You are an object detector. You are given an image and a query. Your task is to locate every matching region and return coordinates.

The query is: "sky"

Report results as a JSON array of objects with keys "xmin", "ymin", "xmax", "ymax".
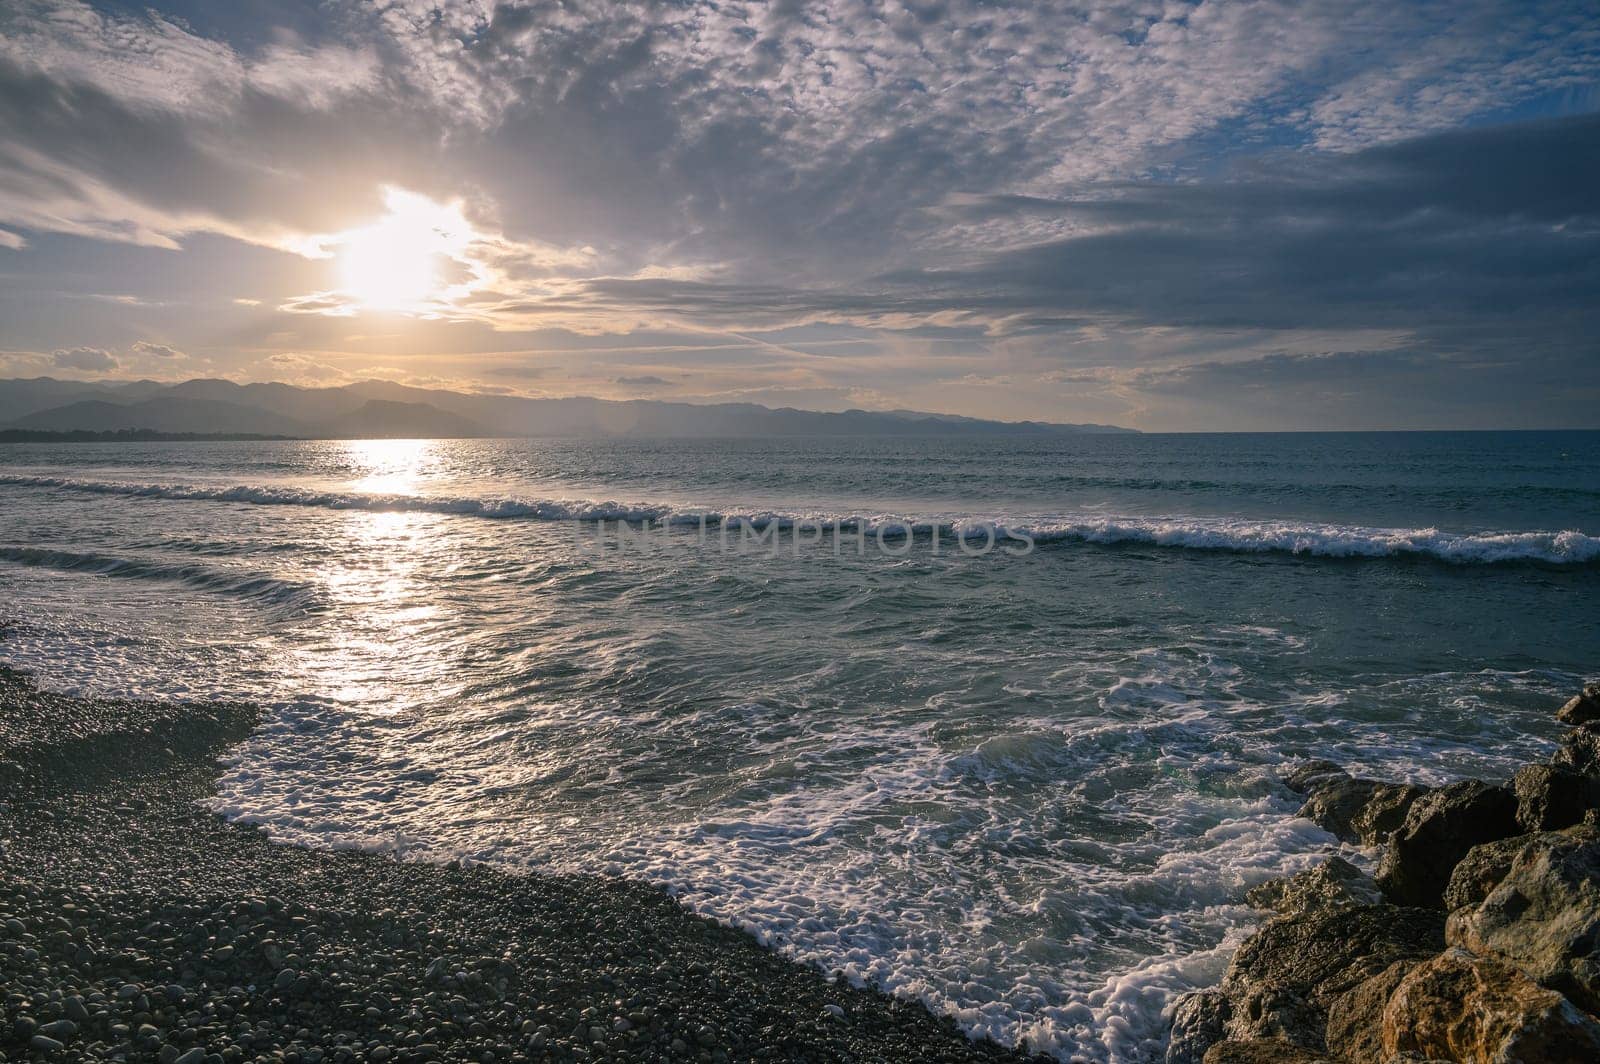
[{"xmin": 0, "ymin": 0, "xmax": 1597, "ymax": 430}]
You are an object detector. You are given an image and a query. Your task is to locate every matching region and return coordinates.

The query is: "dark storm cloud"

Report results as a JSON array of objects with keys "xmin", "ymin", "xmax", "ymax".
[{"xmin": 562, "ymin": 114, "xmax": 1600, "ymax": 344}]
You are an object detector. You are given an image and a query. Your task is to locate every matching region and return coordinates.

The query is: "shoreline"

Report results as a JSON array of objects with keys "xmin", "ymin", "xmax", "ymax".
[{"xmin": 0, "ymin": 666, "xmax": 1042, "ymax": 1063}]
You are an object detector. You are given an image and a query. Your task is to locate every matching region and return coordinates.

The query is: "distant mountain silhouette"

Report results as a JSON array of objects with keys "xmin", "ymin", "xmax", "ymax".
[
  {"xmin": 10, "ymin": 397, "xmax": 319, "ymax": 437},
  {"xmin": 332, "ymin": 399, "xmax": 490, "ymax": 439},
  {"xmin": 0, "ymin": 377, "xmax": 1137, "ymax": 439}
]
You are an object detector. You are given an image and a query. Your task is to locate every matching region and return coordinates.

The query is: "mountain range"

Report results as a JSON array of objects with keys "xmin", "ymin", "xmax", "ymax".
[{"xmin": 0, "ymin": 377, "xmax": 1135, "ymax": 439}]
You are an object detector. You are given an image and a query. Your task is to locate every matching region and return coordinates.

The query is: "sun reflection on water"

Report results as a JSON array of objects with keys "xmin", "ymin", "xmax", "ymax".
[
  {"xmin": 291, "ymin": 439, "xmax": 457, "ymax": 714},
  {"xmin": 347, "ymin": 437, "xmax": 436, "ymax": 496}
]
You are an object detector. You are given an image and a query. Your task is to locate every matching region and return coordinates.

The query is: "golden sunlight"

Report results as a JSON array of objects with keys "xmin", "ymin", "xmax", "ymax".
[{"xmin": 336, "ymin": 187, "xmax": 475, "ymax": 312}]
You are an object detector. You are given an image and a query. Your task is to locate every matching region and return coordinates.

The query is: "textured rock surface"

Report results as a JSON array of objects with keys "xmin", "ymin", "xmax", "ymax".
[
  {"xmin": 1444, "ymin": 833, "xmax": 1543, "ymax": 914},
  {"xmin": 1447, "ymin": 829, "xmax": 1600, "ymax": 1014},
  {"xmin": 1557, "ymin": 682, "xmax": 1600, "ymax": 725},
  {"xmin": 1513, "ymin": 763, "xmax": 1600, "ymax": 832},
  {"xmin": 1201, "ymin": 1039, "xmax": 1335, "ymax": 1063},
  {"xmin": 1219, "ymin": 904, "xmax": 1444, "ymax": 1049},
  {"xmin": 1245, "ymin": 857, "xmax": 1382, "ymax": 918},
  {"xmin": 1382, "ymin": 948, "xmax": 1600, "ymax": 1063},
  {"xmin": 1283, "ymin": 760, "xmax": 1348, "ymax": 795},
  {"xmin": 1377, "ymin": 780, "xmax": 1519, "ymax": 908},
  {"xmin": 1166, "ymin": 990, "xmax": 1231, "ymax": 1064},
  {"xmin": 1298, "ymin": 777, "xmax": 1428, "ymax": 845},
  {"xmin": 1323, "ymin": 959, "xmax": 1417, "ymax": 1063},
  {"xmin": 1553, "ymin": 721, "xmax": 1600, "ymax": 776}
]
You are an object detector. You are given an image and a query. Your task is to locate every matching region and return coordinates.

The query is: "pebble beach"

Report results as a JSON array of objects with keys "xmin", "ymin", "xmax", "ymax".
[{"xmin": 0, "ymin": 665, "xmax": 1041, "ymax": 1064}]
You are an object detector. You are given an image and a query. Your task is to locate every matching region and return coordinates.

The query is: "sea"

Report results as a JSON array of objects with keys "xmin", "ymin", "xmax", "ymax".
[{"xmin": 2, "ymin": 430, "xmax": 1598, "ymax": 1061}]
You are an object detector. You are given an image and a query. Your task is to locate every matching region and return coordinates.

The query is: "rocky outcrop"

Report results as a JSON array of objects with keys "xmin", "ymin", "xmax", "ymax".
[
  {"xmin": 1376, "ymin": 780, "xmax": 1519, "ymax": 908},
  {"xmin": 1283, "ymin": 760, "xmax": 1348, "ymax": 794},
  {"xmin": 1512, "ymin": 763, "xmax": 1600, "ymax": 832},
  {"xmin": 1218, "ymin": 904, "xmax": 1444, "ymax": 1049},
  {"xmin": 1298, "ymin": 778, "xmax": 1430, "ymax": 846},
  {"xmin": 1323, "ymin": 959, "xmax": 1416, "ymax": 1062},
  {"xmin": 1167, "ymin": 990, "xmax": 1231, "ymax": 1064},
  {"xmin": 1558, "ymin": 682, "xmax": 1600, "ymax": 725},
  {"xmin": 1553, "ymin": 720, "xmax": 1600, "ymax": 776},
  {"xmin": 1201, "ymin": 1039, "xmax": 1336, "ymax": 1062},
  {"xmin": 1447, "ymin": 829, "xmax": 1600, "ymax": 1014},
  {"xmin": 1245, "ymin": 856, "xmax": 1381, "ymax": 917},
  {"xmin": 1444, "ymin": 833, "xmax": 1542, "ymax": 914},
  {"xmin": 1170, "ymin": 681, "xmax": 1600, "ymax": 1063},
  {"xmin": 1381, "ymin": 948, "xmax": 1600, "ymax": 1062}
]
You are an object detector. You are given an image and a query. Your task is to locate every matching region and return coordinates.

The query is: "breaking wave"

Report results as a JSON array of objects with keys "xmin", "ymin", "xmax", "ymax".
[{"xmin": 3, "ymin": 473, "xmax": 1598, "ymax": 565}]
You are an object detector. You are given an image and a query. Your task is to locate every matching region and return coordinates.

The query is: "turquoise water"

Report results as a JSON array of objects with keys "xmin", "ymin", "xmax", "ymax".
[{"xmin": 2, "ymin": 431, "xmax": 1597, "ymax": 1060}]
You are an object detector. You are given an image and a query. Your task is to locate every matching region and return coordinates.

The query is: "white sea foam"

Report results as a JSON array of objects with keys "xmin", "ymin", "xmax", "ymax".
[{"xmin": 4, "ymin": 473, "xmax": 1596, "ymax": 564}]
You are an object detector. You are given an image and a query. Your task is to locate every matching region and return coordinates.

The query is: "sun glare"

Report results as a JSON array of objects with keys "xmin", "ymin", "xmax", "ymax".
[{"xmin": 337, "ymin": 187, "xmax": 475, "ymax": 313}]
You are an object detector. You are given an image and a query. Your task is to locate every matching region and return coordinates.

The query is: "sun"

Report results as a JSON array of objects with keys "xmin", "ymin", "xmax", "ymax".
[{"xmin": 337, "ymin": 187, "xmax": 474, "ymax": 313}]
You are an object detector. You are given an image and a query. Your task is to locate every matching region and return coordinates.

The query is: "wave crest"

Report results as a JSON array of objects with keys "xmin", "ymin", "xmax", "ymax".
[{"xmin": 5, "ymin": 473, "xmax": 1597, "ymax": 565}]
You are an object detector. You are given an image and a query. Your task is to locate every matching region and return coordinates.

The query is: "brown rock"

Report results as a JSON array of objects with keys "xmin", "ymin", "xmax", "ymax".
[
  {"xmin": 1352, "ymin": 783, "xmax": 1433, "ymax": 847},
  {"xmin": 1443, "ymin": 833, "xmax": 1548, "ymax": 913},
  {"xmin": 1167, "ymin": 989, "xmax": 1230, "ymax": 1064},
  {"xmin": 1553, "ymin": 721, "xmax": 1600, "ymax": 776},
  {"xmin": 1246, "ymin": 857, "xmax": 1381, "ymax": 918},
  {"xmin": 1382, "ymin": 948, "xmax": 1600, "ymax": 1063},
  {"xmin": 1283, "ymin": 760, "xmax": 1348, "ymax": 794},
  {"xmin": 1324, "ymin": 959, "xmax": 1417, "ymax": 1063},
  {"xmin": 1298, "ymin": 777, "xmax": 1429, "ymax": 846},
  {"xmin": 1377, "ymin": 780, "xmax": 1519, "ymax": 908},
  {"xmin": 1220, "ymin": 904, "xmax": 1444, "ymax": 1049},
  {"xmin": 1514, "ymin": 764, "xmax": 1600, "ymax": 832},
  {"xmin": 1557, "ymin": 682, "xmax": 1600, "ymax": 725},
  {"xmin": 1447, "ymin": 829, "xmax": 1600, "ymax": 1014},
  {"xmin": 1202, "ymin": 1040, "xmax": 1335, "ymax": 1063}
]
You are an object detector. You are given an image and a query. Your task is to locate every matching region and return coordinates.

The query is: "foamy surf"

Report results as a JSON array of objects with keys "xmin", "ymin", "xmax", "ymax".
[{"xmin": 4, "ymin": 473, "xmax": 1597, "ymax": 564}]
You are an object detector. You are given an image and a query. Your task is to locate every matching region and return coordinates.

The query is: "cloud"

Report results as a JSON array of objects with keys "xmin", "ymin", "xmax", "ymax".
[
  {"xmin": 0, "ymin": 227, "xmax": 23, "ymax": 249},
  {"xmin": 259, "ymin": 352, "xmax": 350, "ymax": 384},
  {"xmin": 131, "ymin": 340, "xmax": 182, "ymax": 358},
  {"xmin": 3, "ymin": 0, "xmax": 1596, "ymax": 270},
  {"xmin": 614, "ymin": 374, "xmax": 669, "ymax": 387},
  {"xmin": 1, "ymin": 1, "xmax": 1597, "ymax": 427},
  {"xmin": 278, "ymin": 292, "xmax": 357, "ymax": 316},
  {"xmin": 51, "ymin": 346, "xmax": 117, "ymax": 372}
]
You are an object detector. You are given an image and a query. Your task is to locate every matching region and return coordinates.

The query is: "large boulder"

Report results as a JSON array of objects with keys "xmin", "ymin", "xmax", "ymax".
[
  {"xmin": 1167, "ymin": 990, "xmax": 1230, "ymax": 1064},
  {"xmin": 1324, "ymin": 959, "xmax": 1417, "ymax": 1063},
  {"xmin": 1557, "ymin": 682, "xmax": 1600, "ymax": 726},
  {"xmin": 1553, "ymin": 721, "xmax": 1600, "ymax": 776},
  {"xmin": 1513, "ymin": 764, "xmax": 1600, "ymax": 832},
  {"xmin": 1220, "ymin": 904, "xmax": 1445, "ymax": 1049},
  {"xmin": 1246, "ymin": 857, "xmax": 1382, "ymax": 918},
  {"xmin": 1443, "ymin": 832, "xmax": 1559, "ymax": 913},
  {"xmin": 1382, "ymin": 948, "xmax": 1600, "ymax": 1062},
  {"xmin": 1298, "ymin": 777, "xmax": 1430, "ymax": 846},
  {"xmin": 1447, "ymin": 829, "xmax": 1600, "ymax": 1014},
  {"xmin": 1377, "ymin": 780, "xmax": 1519, "ymax": 908}
]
